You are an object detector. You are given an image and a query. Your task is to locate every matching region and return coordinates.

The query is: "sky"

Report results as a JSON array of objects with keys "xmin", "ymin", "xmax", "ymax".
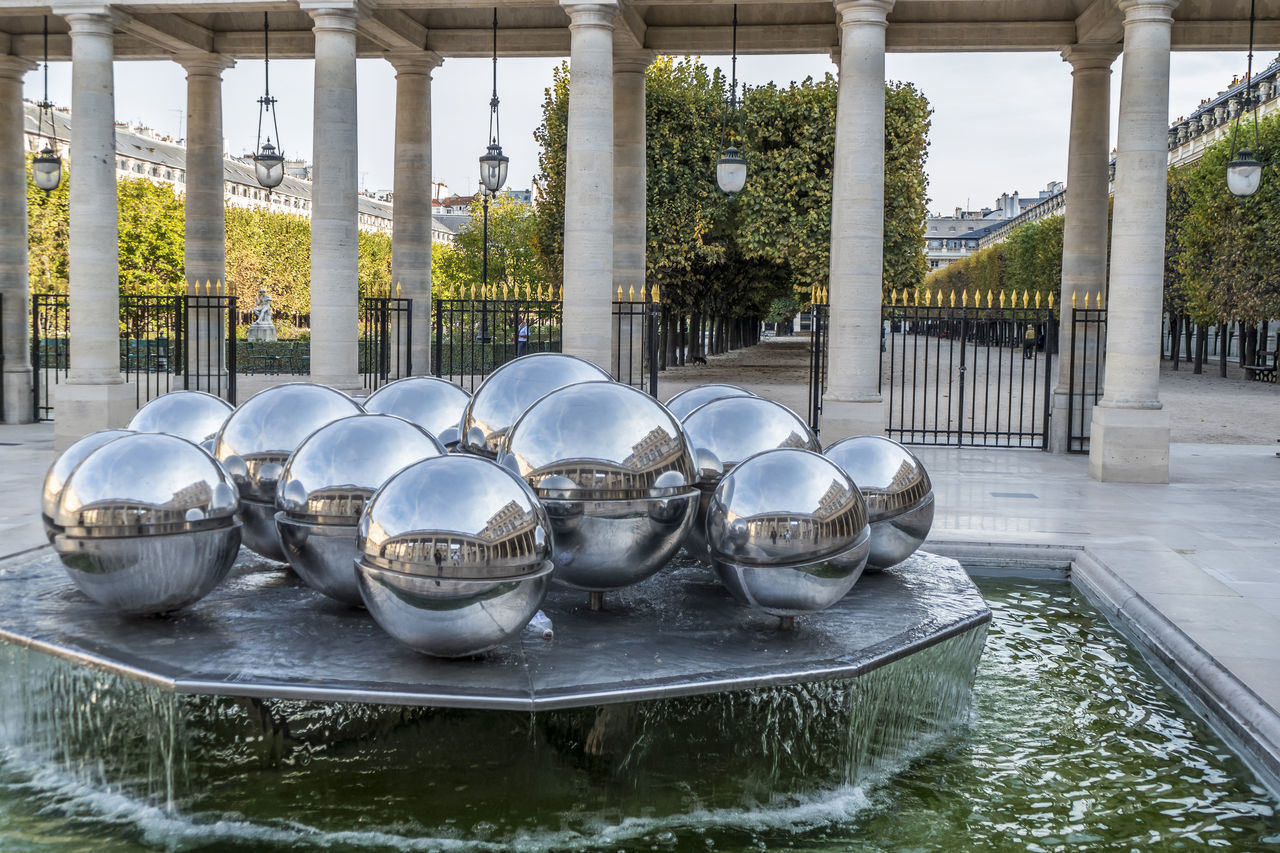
[{"xmin": 23, "ymin": 47, "xmax": 1273, "ymax": 215}]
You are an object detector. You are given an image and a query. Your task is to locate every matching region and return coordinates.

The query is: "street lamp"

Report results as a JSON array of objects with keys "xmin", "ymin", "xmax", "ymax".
[
  {"xmin": 32, "ymin": 16, "xmax": 62, "ymax": 193},
  {"xmin": 253, "ymin": 12, "xmax": 285, "ymax": 190},
  {"xmin": 1227, "ymin": 0, "xmax": 1263, "ymax": 198},
  {"xmin": 478, "ymin": 8, "xmax": 507, "ymax": 344},
  {"xmin": 716, "ymin": 5, "xmax": 747, "ymax": 198}
]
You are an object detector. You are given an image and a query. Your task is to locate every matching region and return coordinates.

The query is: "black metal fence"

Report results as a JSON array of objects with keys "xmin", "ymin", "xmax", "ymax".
[
  {"xmin": 1066, "ymin": 307, "xmax": 1107, "ymax": 453},
  {"xmin": 882, "ymin": 302, "xmax": 1055, "ymax": 448},
  {"xmin": 611, "ymin": 299, "xmax": 660, "ymax": 396},
  {"xmin": 808, "ymin": 303, "xmax": 828, "ymax": 433},
  {"xmin": 432, "ymin": 298, "xmax": 562, "ymax": 393},
  {"xmin": 359, "ymin": 296, "xmax": 412, "ymax": 392},
  {"xmin": 31, "ymin": 293, "xmax": 69, "ymax": 421},
  {"xmin": 119, "ymin": 294, "xmax": 182, "ymax": 408}
]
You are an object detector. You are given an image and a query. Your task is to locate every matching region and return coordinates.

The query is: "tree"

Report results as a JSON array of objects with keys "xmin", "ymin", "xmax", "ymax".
[
  {"xmin": 436, "ymin": 194, "xmax": 548, "ymax": 299},
  {"xmin": 117, "ymin": 177, "xmax": 186, "ymax": 295}
]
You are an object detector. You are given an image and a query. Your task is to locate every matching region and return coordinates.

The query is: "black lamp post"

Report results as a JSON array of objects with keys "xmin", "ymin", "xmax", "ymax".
[
  {"xmin": 716, "ymin": 5, "xmax": 747, "ymax": 198},
  {"xmin": 32, "ymin": 16, "xmax": 62, "ymax": 193},
  {"xmin": 1227, "ymin": 0, "xmax": 1263, "ymax": 197},
  {"xmin": 253, "ymin": 12, "xmax": 285, "ymax": 190},
  {"xmin": 478, "ymin": 8, "xmax": 507, "ymax": 344}
]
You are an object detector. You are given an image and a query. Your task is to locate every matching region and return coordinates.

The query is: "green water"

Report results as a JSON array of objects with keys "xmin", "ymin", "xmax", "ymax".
[{"xmin": 1, "ymin": 577, "xmax": 1277, "ymax": 851}]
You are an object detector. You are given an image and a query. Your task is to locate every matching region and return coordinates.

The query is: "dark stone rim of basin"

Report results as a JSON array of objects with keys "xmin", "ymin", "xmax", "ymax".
[{"xmin": 0, "ymin": 547, "xmax": 991, "ymax": 711}]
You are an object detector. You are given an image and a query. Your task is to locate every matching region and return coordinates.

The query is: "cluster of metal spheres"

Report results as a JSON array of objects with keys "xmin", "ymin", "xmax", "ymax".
[{"xmin": 41, "ymin": 353, "xmax": 934, "ymax": 658}]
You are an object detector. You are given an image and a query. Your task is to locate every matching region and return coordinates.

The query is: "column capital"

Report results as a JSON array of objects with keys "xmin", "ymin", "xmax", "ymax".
[
  {"xmin": 385, "ymin": 49, "xmax": 443, "ymax": 75},
  {"xmin": 613, "ymin": 48, "xmax": 653, "ymax": 74},
  {"xmin": 1117, "ymin": 0, "xmax": 1180, "ymax": 24},
  {"xmin": 176, "ymin": 52, "xmax": 235, "ymax": 76},
  {"xmin": 560, "ymin": 1, "xmax": 618, "ymax": 31},
  {"xmin": 834, "ymin": 0, "xmax": 894, "ymax": 28},
  {"xmin": 0, "ymin": 55, "xmax": 37, "ymax": 80},
  {"xmin": 1061, "ymin": 43, "xmax": 1120, "ymax": 72},
  {"xmin": 56, "ymin": 6, "xmax": 117, "ymax": 36},
  {"xmin": 300, "ymin": 1, "xmax": 366, "ymax": 32}
]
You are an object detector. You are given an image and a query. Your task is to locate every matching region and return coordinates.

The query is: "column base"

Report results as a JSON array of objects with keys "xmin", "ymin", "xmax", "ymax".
[
  {"xmin": 817, "ymin": 396, "xmax": 886, "ymax": 443},
  {"xmin": 53, "ymin": 380, "xmax": 138, "ymax": 452},
  {"xmin": 1087, "ymin": 404, "xmax": 1170, "ymax": 483},
  {"xmin": 312, "ymin": 375, "xmax": 364, "ymax": 396},
  {"xmin": 1, "ymin": 369, "xmax": 34, "ymax": 424}
]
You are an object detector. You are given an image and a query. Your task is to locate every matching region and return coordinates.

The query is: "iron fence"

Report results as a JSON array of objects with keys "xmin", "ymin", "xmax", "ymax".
[
  {"xmin": 882, "ymin": 303, "xmax": 1055, "ymax": 448},
  {"xmin": 119, "ymin": 294, "xmax": 182, "ymax": 408},
  {"xmin": 360, "ymin": 296, "xmax": 412, "ymax": 392},
  {"xmin": 611, "ymin": 299, "xmax": 660, "ymax": 397},
  {"xmin": 433, "ymin": 298, "xmax": 562, "ymax": 392},
  {"xmin": 1066, "ymin": 307, "xmax": 1106, "ymax": 454},
  {"xmin": 186, "ymin": 294, "xmax": 237, "ymax": 404},
  {"xmin": 31, "ymin": 293, "xmax": 69, "ymax": 422},
  {"xmin": 808, "ymin": 304, "xmax": 828, "ymax": 433}
]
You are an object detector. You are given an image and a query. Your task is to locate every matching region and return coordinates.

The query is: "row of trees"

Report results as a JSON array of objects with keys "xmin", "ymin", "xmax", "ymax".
[
  {"xmin": 920, "ymin": 214, "xmax": 1066, "ymax": 306},
  {"xmin": 533, "ymin": 57, "xmax": 932, "ymax": 332}
]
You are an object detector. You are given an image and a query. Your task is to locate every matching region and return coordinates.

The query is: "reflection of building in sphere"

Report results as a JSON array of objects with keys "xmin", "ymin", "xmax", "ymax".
[
  {"xmin": 527, "ymin": 427, "xmax": 692, "ymax": 498},
  {"xmin": 75, "ymin": 480, "xmax": 215, "ymax": 529},
  {"xmin": 379, "ymin": 500, "xmax": 542, "ymax": 574},
  {"xmin": 740, "ymin": 478, "xmax": 866, "ymax": 548}
]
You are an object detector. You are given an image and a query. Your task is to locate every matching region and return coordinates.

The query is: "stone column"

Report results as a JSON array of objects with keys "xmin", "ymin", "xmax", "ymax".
[
  {"xmin": 560, "ymin": 0, "xmax": 617, "ymax": 370},
  {"xmin": 304, "ymin": 3, "xmax": 360, "ymax": 390},
  {"xmin": 0, "ymin": 57, "xmax": 35, "ymax": 424},
  {"xmin": 1089, "ymin": 0, "xmax": 1179, "ymax": 483},
  {"xmin": 388, "ymin": 50, "xmax": 442, "ymax": 376},
  {"xmin": 612, "ymin": 49, "xmax": 650, "ymax": 381},
  {"xmin": 821, "ymin": 0, "xmax": 894, "ymax": 440},
  {"xmin": 180, "ymin": 53, "xmax": 234, "ymax": 394},
  {"xmin": 56, "ymin": 9, "xmax": 135, "ymax": 449},
  {"xmin": 1049, "ymin": 45, "xmax": 1118, "ymax": 454}
]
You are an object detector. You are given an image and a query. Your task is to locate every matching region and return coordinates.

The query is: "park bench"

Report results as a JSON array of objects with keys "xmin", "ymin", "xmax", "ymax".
[
  {"xmin": 1242, "ymin": 348, "xmax": 1277, "ymax": 383},
  {"xmin": 119, "ymin": 337, "xmax": 170, "ymax": 373}
]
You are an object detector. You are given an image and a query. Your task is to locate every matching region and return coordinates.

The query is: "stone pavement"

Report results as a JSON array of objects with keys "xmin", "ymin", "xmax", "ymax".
[{"xmin": 2, "ymin": 340, "xmax": 1279, "ymax": 793}]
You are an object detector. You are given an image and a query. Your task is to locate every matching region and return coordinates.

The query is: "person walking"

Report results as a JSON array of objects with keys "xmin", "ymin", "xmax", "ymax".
[
  {"xmin": 517, "ymin": 316, "xmax": 529, "ymax": 356},
  {"xmin": 1024, "ymin": 323, "xmax": 1036, "ymax": 359}
]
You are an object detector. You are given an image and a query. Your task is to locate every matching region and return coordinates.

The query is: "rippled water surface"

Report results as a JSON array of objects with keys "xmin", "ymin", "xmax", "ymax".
[{"xmin": 2, "ymin": 577, "xmax": 1278, "ymax": 851}]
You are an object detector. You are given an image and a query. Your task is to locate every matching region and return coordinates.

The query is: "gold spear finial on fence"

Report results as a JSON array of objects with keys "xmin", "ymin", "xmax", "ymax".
[
  {"xmin": 652, "ymin": 283, "xmax": 661, "ymax": 302},
  {"xmin": 961, "ymin": 289, "xmax": 968, "ymax": 307},
  {"xmin": 1048, "ymin": 291, "xmax": 1054, "ymax": 309},
  {"xmin": 629, "ymin": 284, "xmax": 636, "ymax": 301},
  {"xmin": 986, "ymin": 289, "xmax": 993, "ymax": 308},
  {"xmin": 1022, "ymin": 290, "xmax": 1030, "ymax": 308},
  {"xmin": 1071, "ymin": 290, "xmax": 1078, "ymax": 309},
  {"xmin": 1095, "ymin": 290, "xmax": 1103, "ymax": 308},
  {"xmin": 1035, "ymin": 291, "xmax": 1042, "ymax": 309},
  {"xmin": 1084, "ymin": 291, "xmax": 1090, "ymax": 308}
]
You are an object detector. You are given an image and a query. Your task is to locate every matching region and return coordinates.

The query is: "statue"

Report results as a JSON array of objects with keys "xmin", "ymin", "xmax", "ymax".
[{"xmin": 247, "ymin": 288, "xmax": 278, "ymax": 342}]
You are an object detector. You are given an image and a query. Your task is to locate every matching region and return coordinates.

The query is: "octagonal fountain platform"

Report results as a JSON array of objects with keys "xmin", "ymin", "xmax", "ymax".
[{"xmin": 0, "ymin": 547, "xmax": 988, "ymax": 711}]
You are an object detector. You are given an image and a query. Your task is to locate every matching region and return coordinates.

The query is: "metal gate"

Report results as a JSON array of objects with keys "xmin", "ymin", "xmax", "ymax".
[
  {"xmin": 1066, "ymin": 303, "xmax": 1106, "ymax": 453},
  {"xmin": 883, "ymin": 294, "xmax": 1055, "ymax": 448},
  {"xmin": 359, "ymin": 295, "xmax": 412, "ymax": 392},
  {"xmin": 31, "ymin": 293, "xmax": 68, "ymax": 421},
  {"xmin": 432, "ymin": 294, "xmax": 563, "ymax": 393},
  {"xmin": 808, "ymin": 302, "xmax": 828, "ymax": 433},
  {"xmin": 610, "ymin": 295, "xmax": 660, "ymax": 397}
]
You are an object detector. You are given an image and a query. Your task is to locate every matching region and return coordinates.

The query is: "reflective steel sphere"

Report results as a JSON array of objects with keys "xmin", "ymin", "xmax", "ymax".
[
  {"xmin": 128, "ymin": 390, "xmax": 234, "ymax": 444},
  {"xmin": 497, "ymin": 381, "xmax": 699, "ymax": 592},
  {"xmin": 458, "ymin": 352, "xmax": 611, "ymax": 457},
  {"xmin": 823, "ymin": 435, "xmax": 934, "ymax": 569},
  {"xmin": 706, "ymin": 448, "xmax": 869, "ymax": 616},
  {"xmin": 362, "ymin": 376, "xmax": 471, "ymax": 448},
  {"xmin": 356, "ymin": 455, "xmax": 553, "ymax": 657},
  {"xmin": 664, "ymin": 384, "xmax": 756, "ymax": 421},
  {"xmin": 680, "ymin": 396, "xmax": 820, "ymax": 560},
  {"xmin": 51, "ymin": 432, "xmax": 241, "ymax": 615},
  {"xmin": 214, "ymin": 383, "xmax": 363, "ymax": 561},
  {"xmin": 275, "ymin": 414, "xmax": 445, "ymax": 604},
  {"xmin": 41, "ymin": 429, "xmax": 133, "ymax": 543}
]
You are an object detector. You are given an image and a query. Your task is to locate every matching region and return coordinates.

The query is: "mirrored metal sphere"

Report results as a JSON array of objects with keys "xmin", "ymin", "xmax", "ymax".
[
  {"xmin": 823, "ymin": 436, "xmax": 934, "ymax": 569},
  {"xmin": 356, "ymin": 455, "xmax": 553, "ymax": 657},
  {"xmin": 706, "ymin": 448, "xmax": 869, "ymax": 616},
  {"xmin": 51, "ymin": 433, "xmax": 241, "ymax": 615},
  {"xmin": 362, "ymin": 376, "xmax": 471, "ymax": 447},
  {"xmin": 497, "ymin": 381, "xmax": 699, "ymax": 592},
  {"xmin": 41, "ymin": 429, "xmax": 133, "ymax": 542},
  {"xmin": 664, "ymin": 384, "xmax": 756, "ymax": 421},
  {"xmin": 128, "ymin": 390, "xmax": 234, "ymax": 444},
  {"xmin": 458, "ymin": 353, "xmax": 611, "ymax": 457},
  {"xmin": 275, "ymin": 413, "xmax": 445, "ymax": 604},
  {"xmin": 680, "ymin": 396, "xmax": 820, "ymax": 560},
  {"xmin": 214, "ymin": 383, "xmax": 363, "ymax": 561}
]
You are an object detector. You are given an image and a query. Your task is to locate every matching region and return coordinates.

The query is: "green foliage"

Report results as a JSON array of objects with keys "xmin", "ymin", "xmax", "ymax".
[
  {"xmin": 1169, "ymin": 110, "xmax": 1280, "ymax": 325},
  {"xmin": 117, "ymin": 178, "xmax": 186, "ymax": 295},
  {"xmin": 26, "ymin": 153, "xmax": 69, "ymax": 294},
  {"xmin": 224, "ymin": 205, "xmax": 311, "ymax": 320},
  {"xmin": 530, "ymin": 61, "xmax": 932, "ymax": 321},
  {"xmin": 924, "ymin": 215, "xmax": 1063, "ymax": 306},
  {"xmin": 433, "ymin": 194, "xmax": 547, "ymax": 299}
]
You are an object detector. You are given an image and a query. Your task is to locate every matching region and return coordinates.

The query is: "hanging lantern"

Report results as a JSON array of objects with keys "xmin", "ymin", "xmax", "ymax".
[
  {"xmin": 1226, "ymin": 0, "xmax": 1263, "ymax": 198},
  {"xmin": 478, "ymin": 9, "xmax": 509, "ymax": 195},
  {"xmin": 253, "ymin": 12, "xmax": 285, "ymax": 190},
  {"xmin": 32, "ymin": 16, "xmax": 62, "ymax": 193},
  {"xmin": 716, "ymin": 5, "xmax": 747, "ymax": 198}
]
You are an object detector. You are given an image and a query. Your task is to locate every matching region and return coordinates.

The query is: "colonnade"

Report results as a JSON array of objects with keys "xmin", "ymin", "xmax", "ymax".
[{"xmin": 0, "ymin": 0, "xmax": 1182, "ymax": 481}]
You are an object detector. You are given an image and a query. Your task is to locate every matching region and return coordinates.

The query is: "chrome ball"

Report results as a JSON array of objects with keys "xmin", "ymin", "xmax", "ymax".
[
  {"xmin": 458, "ymin": 352, "xmax": 610, "ymax": 457},
  {"xmin": 497, "ymin": 381, "xmax": 699, "ymax": 592},
  {"xmin": 51, "ymin": 433, "xmax": 241, "ymax": 615},
  {"xmin": 214, "ymin": 383, "xmax": 363, "ymax": 560},
  {"xmin": 356, "ymin": 455, "xmax": 553, "ymax": 657},
  {"xmin": 41, "ymin": 428, "xmax": 132, "ymax": 543},
  {"xmin": 128, "ymin": 390, "xmax": 234, "ymax": 444},
  {"xmin": 680, "ymin": 396, "xmax": 820, "ymax": 560},
  {"xmin": 275, "ymin": 413, "xmax": 445, "ymax": 604},
  {"xmin": 823, "ymin": 435, "xmax": 934, "ymax": 569},
  {"xmin": 706, "ymin": 448, "xmax": 869, "ymax": 616},
  {"xmin": 664, "ymin": 384, "xmax": 756, "ymax": 421},
  {"xmin": 362, "ymin": 376, "xmax": 471, "ymax": 449}
]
